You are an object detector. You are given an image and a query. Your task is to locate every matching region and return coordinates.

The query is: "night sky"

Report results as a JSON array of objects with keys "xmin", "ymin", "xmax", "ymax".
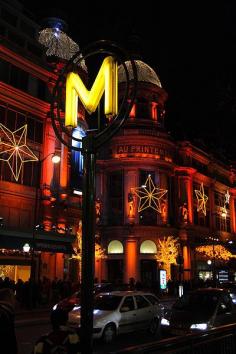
[{"xmin": 20, "ymin": 0, "xmax": 236, "ymax": 160}]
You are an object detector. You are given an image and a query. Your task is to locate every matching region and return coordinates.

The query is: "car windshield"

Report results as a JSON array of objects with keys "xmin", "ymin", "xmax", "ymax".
[
  {"xmin": 173, "ymin": 292, "xmax": 219, "ymax": 313},
  {"xmin": 94, "ymin": 295, "xmax": 122, "ymax": 311}
]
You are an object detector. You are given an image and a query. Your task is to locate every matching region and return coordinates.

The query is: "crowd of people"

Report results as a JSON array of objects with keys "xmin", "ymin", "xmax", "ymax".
[{"xmin": 0, "ymin": 276, "xmax": 80, "ymax": 309}]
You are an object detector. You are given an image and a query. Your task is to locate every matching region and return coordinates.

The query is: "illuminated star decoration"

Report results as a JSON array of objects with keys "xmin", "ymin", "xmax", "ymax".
[
  {"xmin": 225, "ymin": 190, "xmax": 230, "ymax": 204},
  {"xmin": 133, "ymin": 174, "xmax": 168, "ymax": 213},
  {"xmin": 194, "ymin": 182, "xmax": 208, "ymax": 216},
  {"xmin": 0, "ymin": 124, "xmax": 38, "ymax": 181}
]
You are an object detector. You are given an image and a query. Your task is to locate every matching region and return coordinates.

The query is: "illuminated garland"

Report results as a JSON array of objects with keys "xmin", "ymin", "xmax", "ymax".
[
  {"xmin": 0, "ymin": 124, "xmax": 38, "ymax": 181},
  {"xmin": 133, "ymin": 175, "xmax": 168, "ymax": 213},
  {"xmin": 195, "ymin": 244, "xmax": 233, "ymax": 261},
  {"xmin": 38, "ymin": 28, "xmax": 87, "ymax": 70},
  {"xmin": 195, "ymin": 182, "xmax": 208, "ymax": 216},
  {"xmin": 0, "ymin": 265, "xmax": 15, "ymax": 279}
]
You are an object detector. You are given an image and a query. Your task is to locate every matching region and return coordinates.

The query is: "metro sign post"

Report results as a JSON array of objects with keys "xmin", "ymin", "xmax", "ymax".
[{"xmin": 51, "ymin": 41, "xmax": 137, "ymax": 353}]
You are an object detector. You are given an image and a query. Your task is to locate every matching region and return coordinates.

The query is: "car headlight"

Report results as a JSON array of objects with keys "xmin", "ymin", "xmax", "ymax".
[
  {"xmin": 190, "ymin": 323, "xmax": 207, "ymax": 330},
  {"xmin": 161, "ymin": 318, "xmax": 170, "ymax": 326},
  {"xmin": 53, "ymin": 304, "xmax": 58, "ymax": 311}
]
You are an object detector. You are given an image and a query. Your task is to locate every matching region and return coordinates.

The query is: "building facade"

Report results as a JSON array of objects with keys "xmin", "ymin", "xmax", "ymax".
[
  {"xmin": 1, "ymin": 0, "xmax": 236, "ymax": 288},
  {"xmin": 0, "ymin": 0, "xmax": 84, "ymax": 282},
  {"xmin": 96, "ymin": 59, "xmax": 236, "ymax": 288}
]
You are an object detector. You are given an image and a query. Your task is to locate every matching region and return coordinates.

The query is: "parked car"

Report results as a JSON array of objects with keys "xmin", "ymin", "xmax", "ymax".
[
  {"xmin": 52, "ymin": 283, "xmax": 114, "ymax": 313},
  {"xmin": 68, "ymin": 290, "xmax": 165, "ymax": 343},
  {"xmin": 161, "ymin": 288, "xmax": 236, "ymax": 336}
]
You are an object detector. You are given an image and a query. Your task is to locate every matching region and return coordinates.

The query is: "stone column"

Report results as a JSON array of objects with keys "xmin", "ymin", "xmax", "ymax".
[
  {"xmin": 124, "ymin": 238, "xmax": 138, "ymax": 284},
  {"xmin": 175, "ymin": 168, "xmax": 196, "ymax": 225}
]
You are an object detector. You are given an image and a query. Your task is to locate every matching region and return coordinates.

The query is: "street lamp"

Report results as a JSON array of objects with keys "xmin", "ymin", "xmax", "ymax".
[
  {"xmin": 23, "ymin": 243, "xmax": 30, "ymax": 253},
  {"xmin": 30, "ymin": 152, "xmax": 60, "ymax": 283}
]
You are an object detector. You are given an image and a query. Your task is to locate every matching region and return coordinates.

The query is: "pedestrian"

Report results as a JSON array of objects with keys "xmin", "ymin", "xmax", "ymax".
[
  {"xmin": 0, "ymin": 288, "xmax": 18, "ymax": 354},
  {"xmin": 33, "ymin": 308, "xmax": 81, "ymax": 354}
]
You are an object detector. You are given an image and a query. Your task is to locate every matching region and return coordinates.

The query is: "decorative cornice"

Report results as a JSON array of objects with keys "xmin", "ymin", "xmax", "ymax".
[
  {"xmin": 0, "ymin": 82, "xmax": 50, "ymax": 117},
  {"xmin": 0, "ymin": 44, "xmax": 57, "ymax": 82}
]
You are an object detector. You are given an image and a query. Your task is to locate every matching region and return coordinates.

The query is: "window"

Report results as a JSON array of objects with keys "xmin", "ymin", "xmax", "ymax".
[
  {"xmin": 121, "ymin": 296, "xmax": 135, "ymax": 312},
  {"xmin": 136, "ymin": 98, "xmax": 150, "ymax": 119},
  {"xmin": 8, "ymin": 31, "xmax": 25, "ymax": 47},
  {"xmin": 0, "ymin": 59, "xmax": 10, "ymax": 83},
  {"xmin": 144, "ymin": 294, "xmax": 159, "ymax": 305},
  {"xmin": 0, "ymin": 106, "xmax": 6, "ymax": 124},
  {"xmin": 215, "ymin": 215, "xmax": 230, "ymax": 233},
  {"xmin": 0, "ymin": 106, "xmax": 42, "ymax": 186},
  {"xmin": 20, "ymin": 21, "xmax": 35, "ymax": 37},
  {"xmin": 1, "ymin": 8, "xmax": 17, "ymax": 26},
  {"xmin": 108, "ymin": 240, "xmax": 124, "ymax": 254},
  {"xmin": 0, "ymin": 58, "xmax": 50, "ymax": 101},
  {"xmin": 140, "ymin": 240, "xmax": 157, "ymax": 254},
  {"xmin": 135, "ymin": 295, "xmax": 150, "ymax": 309},
  {"xmin": 9, "ymin": 65, "xmax": 28, "ymax": 91},
  {"xmin": 108, "ymin": 171, "xmax": 123, "ymax": 225}
]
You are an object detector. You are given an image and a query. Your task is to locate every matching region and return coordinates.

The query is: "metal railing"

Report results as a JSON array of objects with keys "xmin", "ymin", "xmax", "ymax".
[{"xmin": 110, "ymin": 323, "xmax": 236, "ymax": 354}]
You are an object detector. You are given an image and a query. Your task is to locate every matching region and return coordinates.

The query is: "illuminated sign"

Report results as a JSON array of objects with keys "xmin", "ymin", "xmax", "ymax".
[
  {"xmin": 160, "ymin": 269, "xmax": 167, "ymax": 290},
  {"xmin": 113, "ymin": 144, "xmax": 173, "ymax": 161},
  {"xmin": 65, "ymin": 56, "xmax": 117, "ymax": 127}
]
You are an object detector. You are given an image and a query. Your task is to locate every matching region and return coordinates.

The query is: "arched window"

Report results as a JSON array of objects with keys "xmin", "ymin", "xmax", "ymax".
[
  {"xmin": 108, "ymin": 240, "xmax": 124, "ymax": 254},
  {"xmin": 140, "ymin": 240, "xmax": 157, "ymax": 254}
]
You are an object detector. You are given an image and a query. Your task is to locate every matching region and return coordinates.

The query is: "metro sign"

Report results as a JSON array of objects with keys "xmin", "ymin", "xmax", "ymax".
[{"xmin": 65, "ymin": 56, "xmax": 118, "ymax": 127}]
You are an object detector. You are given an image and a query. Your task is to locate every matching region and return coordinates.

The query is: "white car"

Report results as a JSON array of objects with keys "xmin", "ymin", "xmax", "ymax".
[{"xmin": 68, "ymin": 290, "xmax": 164, "ymax": 343}]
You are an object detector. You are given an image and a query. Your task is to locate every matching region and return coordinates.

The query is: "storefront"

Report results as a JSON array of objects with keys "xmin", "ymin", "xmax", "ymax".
[{"xmin": 0, "ymin": 229, "xmax": 75, "ymax": 281}]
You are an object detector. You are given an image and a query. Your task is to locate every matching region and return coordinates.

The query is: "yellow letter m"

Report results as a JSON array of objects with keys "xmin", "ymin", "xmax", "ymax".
[{"xmin": 65, "ymin": 56, "xmax": 118, "ymax": 127}]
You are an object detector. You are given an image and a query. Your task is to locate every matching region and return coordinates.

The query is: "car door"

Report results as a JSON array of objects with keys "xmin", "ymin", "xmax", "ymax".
[
  {"xmin": 213, "ymin": 294, "xmax": 235, "ymax": 327},
  {"xmin": 134, "ymin": 295, "xmax": 154, "ymax": 330},
  {"xmin": 118, "ymin": 295, "xmax": 137, "ymax": 334}
]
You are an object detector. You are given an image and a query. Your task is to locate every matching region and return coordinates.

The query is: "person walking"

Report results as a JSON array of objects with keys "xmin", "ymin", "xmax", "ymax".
[
  {"xmin": 0, "ymin": 288, "xmax": 18, "ymax": 354},
  {"xmin": 33, "ymin": 308, "xmax": 81, "ymax": 354}
]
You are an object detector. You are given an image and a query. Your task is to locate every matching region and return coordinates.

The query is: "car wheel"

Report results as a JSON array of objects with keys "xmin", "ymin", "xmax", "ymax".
[
  {"xmin": 102, "ymin": 323, "xmax": 116, "ymax": 343},
  {"xmin": 149, "ymin": 317, "xmax": 161, "ymax": 336}
]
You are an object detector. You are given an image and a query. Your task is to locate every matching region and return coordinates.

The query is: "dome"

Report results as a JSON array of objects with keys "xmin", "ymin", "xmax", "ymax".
[{"xmin": 118, "ymin": 60, "xmax": 162, "ymax": 87}]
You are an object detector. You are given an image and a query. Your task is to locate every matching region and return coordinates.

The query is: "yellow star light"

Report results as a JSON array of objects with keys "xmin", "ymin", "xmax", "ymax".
[
  {"xmin": 195, "ymin": 182, "xmax": 208, "ymax": 216},
  {"xmin": 133, "ymin": 175, "xmax": 168, "ymax": 213},
  {"xmin": 0, "ymin": 124, "xmax": 38, "ymax": 181}
]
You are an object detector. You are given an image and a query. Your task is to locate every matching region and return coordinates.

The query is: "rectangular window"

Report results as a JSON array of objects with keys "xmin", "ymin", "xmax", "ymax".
[
  {"xmin": 8, "ymin": 31, "xmax": 25, "ymax": 47},
  {"xmin": 20, "ymin": 21, "xmax": 35, "ymax": 37},
  {"xmin": 1, "ymin": 8, "xmax": 17, "ymax": 26},
  {"xmin": 108, "ymin": 171, "xmax": 123, "ymax": 225},
  {"xmin": 0, "ymin": 106, "xmax": 6, "ymax": 124},
  {"xmin": 0, "ymin": 107, "xmax": 42, "ymax": 186},
  {"xmin": 9, "ymin": 65, "xmax": 28, "ymax": 91},
  {"xmin": 0, "ymin": 59, "xmax": 10, "ymax": 83},
  {"xmin": 6, "ymin": 109, "xmax": 17, "ymax": 131}
]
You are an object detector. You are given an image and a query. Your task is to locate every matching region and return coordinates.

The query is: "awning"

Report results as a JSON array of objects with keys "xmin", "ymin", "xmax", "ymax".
[{"xmin": 0, "ymin": 229, "xmax": 75, "ymax": 254}]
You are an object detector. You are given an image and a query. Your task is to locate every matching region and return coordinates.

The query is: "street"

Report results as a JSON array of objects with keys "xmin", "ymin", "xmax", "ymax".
[
  {"xmin": 15, "ymin": 297, "xmax": 175, "ymax": 354},
  {"xmin": 16, "ymin": 315, "xmax": 167, "ymax": 354}
]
